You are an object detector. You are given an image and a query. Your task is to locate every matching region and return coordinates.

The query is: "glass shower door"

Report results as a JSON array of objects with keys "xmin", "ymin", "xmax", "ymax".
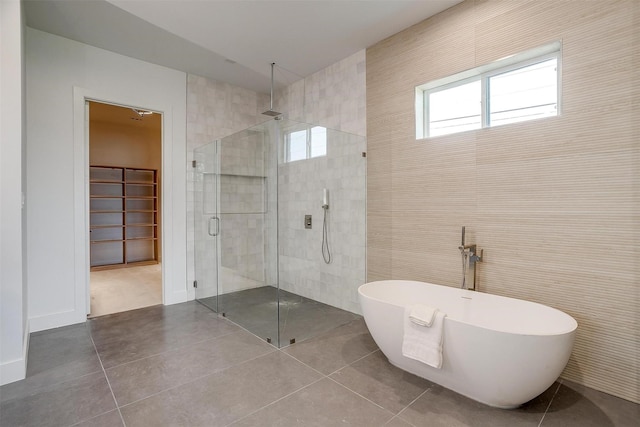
[
  {"xmin": 194, "ymin": 141, "xmax": 220, "ymax": 311},
  {"xmin": 214, "ymin": 125, "xmax": 278, "ymax": 344}
]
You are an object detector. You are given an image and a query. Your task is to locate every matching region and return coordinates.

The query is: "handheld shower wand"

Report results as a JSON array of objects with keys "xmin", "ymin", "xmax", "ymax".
[{"xmin": 322, "ymin": 189, "xmax": 331, "ymax": 263}]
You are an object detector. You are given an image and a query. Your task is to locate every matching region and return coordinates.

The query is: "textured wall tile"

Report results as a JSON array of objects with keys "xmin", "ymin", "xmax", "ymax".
[{"xmin": 367, "ymin": 0, "xmax": 639, "ymax": 404}]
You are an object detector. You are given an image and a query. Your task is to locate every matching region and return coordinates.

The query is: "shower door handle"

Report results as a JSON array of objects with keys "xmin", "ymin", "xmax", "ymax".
[{"xmin": 208, "ymin": 216, "xmax": 220, "ymax": 237}]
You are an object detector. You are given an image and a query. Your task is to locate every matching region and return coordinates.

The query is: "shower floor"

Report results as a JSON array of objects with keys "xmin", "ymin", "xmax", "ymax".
[{"xmin": 197, "ymin": 286, "xmax": 360, "ymax": 347}]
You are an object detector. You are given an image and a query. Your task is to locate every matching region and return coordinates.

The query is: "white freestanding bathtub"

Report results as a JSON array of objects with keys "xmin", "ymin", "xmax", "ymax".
[{"xmin": 358, "ymin": 280, "xmax": 577, "ymax": 408}]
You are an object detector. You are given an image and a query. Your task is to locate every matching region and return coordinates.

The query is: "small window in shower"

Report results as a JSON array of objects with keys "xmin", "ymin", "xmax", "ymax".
[
  {"xmin": 287, "ymin": 130, "xmax": 307, "ymax": 162},
  {"xmin": 285, "ymin": 125, "xmax": 327, "ymax": 162}
]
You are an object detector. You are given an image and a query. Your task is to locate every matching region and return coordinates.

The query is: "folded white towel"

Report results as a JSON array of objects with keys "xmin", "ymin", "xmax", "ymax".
[
  {"xmin": 402, "ymin": 306, "xmax": 447, "ymax": 369},
  {"xmin": 408, "ymin": 304, "xmax": 438, "ymax": 327}
]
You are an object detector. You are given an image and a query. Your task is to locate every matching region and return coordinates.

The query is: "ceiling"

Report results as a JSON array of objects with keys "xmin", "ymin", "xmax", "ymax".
[
  {"xmin": 24, "ymin": 0, "xmax": 463, "ymax": 93},
  {"xmin": 89, "ymin": 101, "xmax": 161, "ymax": 131}
]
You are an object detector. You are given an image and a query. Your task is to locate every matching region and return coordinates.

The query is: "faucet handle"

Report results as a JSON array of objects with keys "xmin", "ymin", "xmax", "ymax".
[{"xmin": 471, "ymin": 249, "xmax": 484, "ymax": 263}]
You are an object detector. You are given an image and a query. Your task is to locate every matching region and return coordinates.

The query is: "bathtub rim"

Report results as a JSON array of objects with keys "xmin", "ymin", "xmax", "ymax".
[{"xmin": 358, "ymin": 280, "xmax": 578, "ymax": 337}]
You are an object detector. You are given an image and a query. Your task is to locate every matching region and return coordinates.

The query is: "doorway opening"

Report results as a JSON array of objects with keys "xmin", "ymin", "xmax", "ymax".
[{"xmin": 87, "ymin": 101, "xmax": 162, "ymax": 317}]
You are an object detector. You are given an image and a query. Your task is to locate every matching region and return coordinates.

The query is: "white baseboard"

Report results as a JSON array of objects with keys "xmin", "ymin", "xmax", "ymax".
[
  {"xmin": 0, "ymin": 319, "xmax": 29, "ymax": 386},
  {"xmin": 0, "ymin": 358, "xmax": 26, "ymax": 386},
  {"xmin": 164, "ymin": 289, "xmax": 188, "ymax": 305},
  {"xmin": 29, "ymin": 309, "xmax": 85, "ymax": 333}
]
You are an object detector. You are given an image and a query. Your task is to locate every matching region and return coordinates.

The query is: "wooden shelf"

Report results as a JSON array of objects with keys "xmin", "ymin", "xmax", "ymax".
[
  {"xmin": 89, "ymin": 166, "xmax": 158, "ymax": 269},
  {"xmin": 91, "ymin": 260, "xmax": 158, "ymax": 271}
]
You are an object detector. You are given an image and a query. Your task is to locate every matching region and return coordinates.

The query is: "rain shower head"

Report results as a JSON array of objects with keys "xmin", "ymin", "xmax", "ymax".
[{"xmin": 262, "ymin": 62, "xmax": 282, "ymax": 118}]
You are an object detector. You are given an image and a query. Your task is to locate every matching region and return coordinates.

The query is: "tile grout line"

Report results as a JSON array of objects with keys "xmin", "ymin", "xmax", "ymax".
[
  {"xmin": 116, "ymin": 347, "xmax": 279, "ymax": 410},
  {"xmin": 210, "ymin": 313, "xmax": 281, "ymax": 350},
  {"xmin": 93, "ymin": 327, "xmax": 242, "ymax": 371},
  {"xmin": 222, "ymin": 338, "xmax": 384, "ymax": 425},
  {"xmin": 538, "ymin": 380, "xmax": 562, "ymax": 427},
  {"xmin": 280, "ymin": 344, "xmax": 380, "ymax": 379},
  {"xmin": 392, "ymin": 386, "xmax": 432, "ymax": 426},
  {"xmin": 89, "ymin": 304, "xmax": 242, "ymax": 362},
  {"xmin": 88, "ymin": 328, "xmax": 127, "ymax": 427},
  {"xmin": 222, "ymin": 377, "xmax": 326, "ymax": 427},
  {"xmin": 282, "ymin": 347, "xmax": 399, "ymax": 420},
  {"xmin": 277, "ymin": 349, "xmax": 330, "ymax": 378},
  {"xmin": 67, "ymin": 408, "xmax": 120, "ymax": 427},
  {"xmin": 326, "ymin": 375, "xmax": 397, "ymax": 417}
]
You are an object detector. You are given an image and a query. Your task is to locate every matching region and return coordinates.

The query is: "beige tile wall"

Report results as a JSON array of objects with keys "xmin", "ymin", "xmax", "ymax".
[{"xmin": 367, "ymin": 0, "xmax": 639, "ymax": 403}]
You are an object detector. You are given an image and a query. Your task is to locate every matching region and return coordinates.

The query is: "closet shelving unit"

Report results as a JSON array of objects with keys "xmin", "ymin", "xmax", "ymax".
[{"xmin": 89, "ymin": 166, "xmax": 158, "ymax": 270}]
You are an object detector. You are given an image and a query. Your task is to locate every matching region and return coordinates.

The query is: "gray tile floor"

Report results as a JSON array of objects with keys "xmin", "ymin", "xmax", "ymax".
[
  {"xmin": 197, "ymin": 286, "xmax": 361, "ymax": 347},
  {"xmin": 0, "ymin": 301, "xmax": 637, "ymax": 427}
]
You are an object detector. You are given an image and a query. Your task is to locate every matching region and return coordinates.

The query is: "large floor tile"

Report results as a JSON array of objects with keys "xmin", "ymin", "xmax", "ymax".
[
  {"xmin": 90, "ymin": 302, "xmax": 240, "ymax": 368},
  {"xmin": 0, "ymin": 372, "xmax": 116, "ymax": 427},
  {"xmin": 398, "ymin": 382, "xmax": 556, "ymax": 427},
  {"xmin": 0, "ymin": 323, "xmax": 102, "ymax": 403},
  {"xmin": 120, "ymin": 351, "xmax": 322, "ymax": 426},
  {"xmin": 200, "ymin": 286, "xmax": 361, "ymax": 348},
  {"xmin": 279, "ymin": 298, "xmax": 361, "ymax": 345},
  {"xmin": 541, "ymin": 379, "xmax": 639, "ymax": 427},
  {"xmin": 107, "ymin": 330, "xmax": 275, "ymax": 405},
  {"xmin": 283, "ymin": 318, "xmax": 378, "ymax": 375},
  {"xmin": 331, "ymin": 350, "xmax": 431, "ymax": 414},
  {"xmin": 231, "ymin": 378, "xmax": 395, "ymax": 426}
]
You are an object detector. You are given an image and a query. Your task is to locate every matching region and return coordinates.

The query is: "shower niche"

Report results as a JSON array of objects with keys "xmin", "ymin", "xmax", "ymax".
[{"xmin": 193, "ymin": 118, "xmax": 366, "ymax": 348}]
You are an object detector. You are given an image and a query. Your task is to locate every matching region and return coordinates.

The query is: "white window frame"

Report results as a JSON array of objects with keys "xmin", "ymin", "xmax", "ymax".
[
  {"xmin": 284, "ymin": 125, "xmax": 327, "ymax": 163},
  {"xmin": 416, "ymin": 41, "xmax": 561, "ymax": 139}
]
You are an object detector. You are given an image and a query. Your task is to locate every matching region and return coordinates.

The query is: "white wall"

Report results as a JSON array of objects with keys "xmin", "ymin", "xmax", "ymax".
[
  {"xmin": 26, "ymin": 28, "xmax": 188, "ymax": 332},
  {"xmin": 0, "ymin": 0, "xmax": 28, "ymax": 385}
]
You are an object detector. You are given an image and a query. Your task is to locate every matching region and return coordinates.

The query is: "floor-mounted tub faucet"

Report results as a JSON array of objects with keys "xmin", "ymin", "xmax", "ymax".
[{"xmin": 459, "ymin": 226, "xmax": 483, "ymax": 291}]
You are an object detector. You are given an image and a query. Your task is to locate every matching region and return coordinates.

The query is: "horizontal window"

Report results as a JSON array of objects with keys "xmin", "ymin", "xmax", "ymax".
[{"xmin": 416, "ymin": 41, "xmax": 561, "ymax": 139}]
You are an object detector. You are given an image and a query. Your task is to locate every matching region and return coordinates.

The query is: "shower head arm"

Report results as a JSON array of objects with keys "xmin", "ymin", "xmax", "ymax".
[
  {"xmin": 262, "ymin": 62, "xmax": 282, "ymax": 117},
  {"xmin": 270, "ymin": 62, "xmax": 274, "ymax": 112}
]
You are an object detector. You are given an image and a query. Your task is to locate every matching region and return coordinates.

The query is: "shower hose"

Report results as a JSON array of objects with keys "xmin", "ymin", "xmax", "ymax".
[
  {"xmin": 460, "ymin": 247, "xmax": 470, "ymax": 289},
  {"xmin": 322, "ymin": 207, "xmax": 331, "ymax": 264}
]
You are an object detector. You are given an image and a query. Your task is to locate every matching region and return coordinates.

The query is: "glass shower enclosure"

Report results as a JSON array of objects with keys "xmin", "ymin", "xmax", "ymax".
[{"xmin": 193, "ymin": 118, "xmax": 365, "ymax": 348}]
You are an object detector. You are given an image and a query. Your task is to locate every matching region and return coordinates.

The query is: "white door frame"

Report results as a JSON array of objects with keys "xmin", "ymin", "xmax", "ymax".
[{"xmin": 73, "ymin": 87, "xmax": 176, "ymax": 316}]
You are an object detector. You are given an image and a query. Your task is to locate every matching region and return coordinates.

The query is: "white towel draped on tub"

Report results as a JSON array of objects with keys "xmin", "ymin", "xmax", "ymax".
[
  {"xmin": 402, "ymin": 305, "xmax": 447, "ymax": 369},
  {"xmin": 408, "ymin": 304, "xmax": 438, "ymax": 327}
]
